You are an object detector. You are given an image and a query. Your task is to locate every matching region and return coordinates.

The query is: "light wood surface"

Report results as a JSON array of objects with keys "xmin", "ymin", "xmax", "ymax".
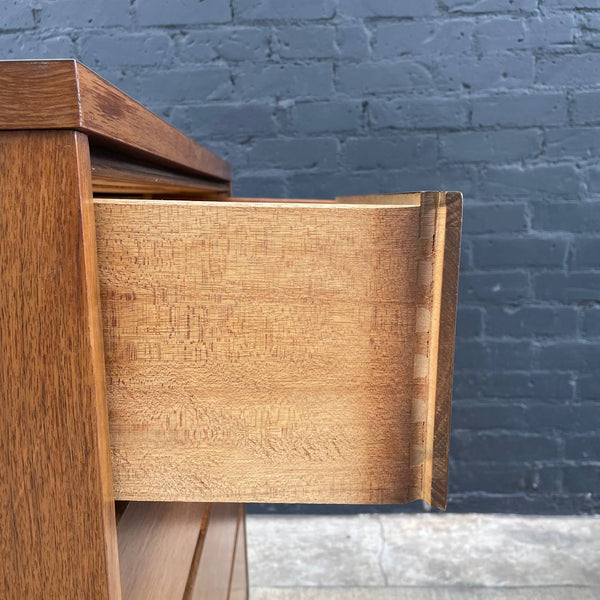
[
  {"xmin": 229, "ymin": 506, "xmax": 249, "ymax": 600},
  {"xmin": 95, "ymin": 193, "xmax": 461, "ymax": 508},
  {"xmin": 0, "ymin": 131, "xmax": 120, "ymax": 598},
  {"xmin": 188, "ymin": 503, "xmax": 244, "ymax": 600},
  {"xmin": 0, "ymin": 59, "xmax": 231, "ymax": 182},
  {"xmin": 117, "ymin": 502, "xmax": 207, "ymax": 600}
]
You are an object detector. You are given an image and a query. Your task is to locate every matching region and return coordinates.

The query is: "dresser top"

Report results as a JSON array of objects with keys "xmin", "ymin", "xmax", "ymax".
[{"xmin": 0, "ymin": 59, "xmax": 231, "ymax": 182}]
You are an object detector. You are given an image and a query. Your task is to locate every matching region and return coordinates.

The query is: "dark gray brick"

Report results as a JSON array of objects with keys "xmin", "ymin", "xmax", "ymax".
[
  {"xmin": 372, "ymin": 21, "xmax": 473, "ymax": 58},
  {"xmin": 539, "ymin": 342, "xmax": 600, "ymax": 371},
  {"xmin": 337, "ymin": 62, "xmax": 433, "ymax": 95},
  {"xmin": 1, "ymin": 1, "xmax": 35, "ymax": 30},
  {"xmin": 177, "ymin": 28, "xmax": 270, "ymax": 63},
  {"xmin": 339, "ymin": 0, "xmax": 438, "ymax": 17},
  {"xmin": 456, "ymin": 340, "xmax": 534, "ymax": 370},
  {"xmin": 247, "ymin": 138, "xmax": 338, "ymax": 169},
  {"xmin": 441, "ymin": 129, "xmax": 542, "ymax": 163},
  {"xmin": 336, "ymin": 25, "xmax": 370, "ymax": 60},
  {"xmin": 342, "ymin": 136, "xmax": 438, "ymax": 169},
  {"xmin": 544, "ymin": 127, "xmax": 600, "ymax": 160},
  {"xmin": 441, "ymin": 0, "xmax": 537, "ymax": 13},
  {"xmin": 484, "ymin": 164, "xmax": 581, "ymax": 197},
  {"xmin": 564, "ymin": 467, "xmax": 600, "ymax": 494},
  {"xmin": 476, "ymin": 15, "xmax": 575, "ymax": 52},
  {"xmin": 233, "ymin": 173, "xmax": 287, "ymax": 198},
  {"xmin": 473, "ymin": 238, "xmax": 568, "ymax": 268},
  {"xmin": 449, "ymin": 462, "xmax": 526, "ymax": 493},
  {"xmin": 489, "ymin": 341, "xmax": 535, "ymax": 370},
  {"xmin": 136, "ymin": 68, "xmax": 232, "ymax": 104},
  {"xmin": 456, "ymin": 307, "xmax": 484, "ymax": 338},
  {"xmin": 587, "ymin": 166, "xmax": 600, "ymax": 194},
  {"xmin": 567, "ymin": 434, "xmax": 600, "ymax": 459},
  {"xmin": 273, "ymin": 26, "xmax": 336, "ymax": 59},
  {"xmin": 382, "ymin": 165, "xmax": 479, "ymax": 199},
  {"xmin": 534, "ymin": 272, "xmax": 600, "ymax": 303},
  {"xmin": 287, "ymin": 170, "xmax": 384, "ymax": 200},
  {"xmin": 462, "ymin": 404, "xmax": 596, "ymax": 434},
  {"xmin": 464, "ymin": 203, "xmax": 527, "ymax": 235},
  {"xmin": 453, "ymin": 432, "xmax": 559, "ymax": 462},
  {"xmin": 452, "ymin": 403, "xmax": 528, "ymax": 431},
  {"xmin": 460, "ymin": 271, "xmax": 530, "ymax": 304},
  {"xmin": 79, "ymin": 32, "xmax": 173, "ymax": 68},
  {"xmin": 537, "ymin": 53, "xmax": 600, "ymax": 85},
  {"xmin": 435, "ymin": 54, "xmax": 534, "ymax": 91},
  {"xmin": 533, "ymin": 201, "xmax": 600, "ymax": 233},
  {"xmin": 39, "ymin": 0, "xmax": 129, "ymax": 27},
  {"xmin": 546, "ymin": 0, "xmax": 600, "ymax": 6},
  {"xmin": 234, "ymin": 0, "xmax": 335, "ymax": 21},
  {"xmin": 573, "ymin": 90, "xmax": 600, "ymax": 125},
  {"xmin": 531, "ymin": 404, "xmax": 600, "ymax": 433},
  {"xmin": 583, "ymin": 309, "xmax": 600, "ymax": 337},
  {"xmin": 136, "ymin": 0, "xmax": 230, "ymax": 25},
  {"xmin": 579, "ymin": 375, "xmax": 600, "ymax": 401},
  {"xmin": 201, "ymin": 141, "xmax": 249, "ymax": 170},
  {"xmin": 455, "ymin": 341, "xmax": 491, "ymax": 370},
  {"xmin": 487, "ymin": 307, "xmax": 578, "ymax": 338},
  {"xmin": 454, "ymin": 371, "xmax": 573, "ymax": 401},
  {"xmin": 472, "ymin": 92, "xmax": 567, "ymax": 127},
  {"xmin": 573, "ymin": 238, "xmax": 600, "ymax": 268},
  {"xmin": 449, "ymin": 494, "xmax": 596, "ymax": 515},
  {"xmin": 173, "ymin": 103, "xmax": 277, "ymax": 138},
  {"xmin": 235, "ymin": 63, "xmax": 334, "ymax": 99},
  {"xmin": 0, "ymin": 32, "xmax": 75, "ymax": 59},
  {"xmin": 369, "ymin": 97, "xmax": 468, "ymax": 130},
  {"xmin": 525, "ymin": 467, "xmax": 563, "ymax": 494},
  {"xmin": 291, "ymin": 101, "xmax": 363, "ymax": 134}
]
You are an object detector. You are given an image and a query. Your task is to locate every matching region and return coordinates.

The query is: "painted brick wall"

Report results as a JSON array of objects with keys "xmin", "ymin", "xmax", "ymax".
[{"xmin": 3, "ymin": 0, "xmax": 598, "ymax": 514}]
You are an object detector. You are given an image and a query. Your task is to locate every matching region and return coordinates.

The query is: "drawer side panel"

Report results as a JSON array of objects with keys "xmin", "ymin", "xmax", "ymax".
[{"xmin": 95, "ymin": 199, "xmax": 438, "ymax": 505}]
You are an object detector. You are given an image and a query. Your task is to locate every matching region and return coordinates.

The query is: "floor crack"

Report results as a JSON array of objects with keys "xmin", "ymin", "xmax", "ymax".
[{"xmin": 376, "ymin": 515, "xmax": 389, "ymax": 587}]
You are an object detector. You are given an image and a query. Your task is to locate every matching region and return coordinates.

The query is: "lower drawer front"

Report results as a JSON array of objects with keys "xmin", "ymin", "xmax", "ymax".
[
  {"xmin": 117, "ymin": 502, "xmax": 245, "ymax": 600},
  {"xmin": 95, "ymin": 193, "xmax": 460, "ymax": 508}
]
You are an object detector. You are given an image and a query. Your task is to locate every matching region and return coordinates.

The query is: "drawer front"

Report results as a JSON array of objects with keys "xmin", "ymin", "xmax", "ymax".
[{"xmin": 95, "ymin": 193, "xmax": 461, "ymax": 508}]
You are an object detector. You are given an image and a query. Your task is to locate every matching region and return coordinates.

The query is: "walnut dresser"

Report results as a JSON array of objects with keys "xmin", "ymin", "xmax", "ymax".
[{"xmin": 0, "ymin": 59, "xmax": 462, "ymax": 599}]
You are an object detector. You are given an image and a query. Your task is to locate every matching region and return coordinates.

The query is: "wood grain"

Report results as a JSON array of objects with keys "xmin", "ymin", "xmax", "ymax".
[
  {"xmin": 187, "ymin": 503, "xmax": 243, "ymax": 600},
  {"xmin": 117, "ymin": 502, "xmax": 206, "ymax": 600},
  {"xmin": 228, "ymin": 506, "xmax": 249, "ymax": 600},
  {"xmin": 0, "ymin": 131, "xmax": 120, "ymax": 598},
  {"xmin": 0, "ymin": 59, "xmax": 231, "ymax": 182},
  {"xmin": 91, "ymin": 150, "xmax": 230, "ymax": 198},
  {"xmin": 95, "ymin": 195, "xmax": 461, "ymax": 507},
  {"xmin": 430, "ymin": 192, "xmax": 462, "ymax": 509}
]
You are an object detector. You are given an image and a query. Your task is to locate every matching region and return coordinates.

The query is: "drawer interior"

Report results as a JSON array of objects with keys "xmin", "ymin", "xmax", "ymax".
[{"xmin": 95, "ymin": 193, "xmax": 460, "ymax": 509}]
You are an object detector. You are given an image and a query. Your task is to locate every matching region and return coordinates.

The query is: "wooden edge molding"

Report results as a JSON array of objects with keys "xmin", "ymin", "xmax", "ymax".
[
  {"xmin": 429, "ymin": 191, "xmax": 462, "ymax": 509},
  {"xmin": 91, "ymin": 150, "xmax": 230, "ymax": 198},
  {"xmin": 418, "ymin": 191, "xmax": 462, "ymax": 510},
  {"xmin": 0, "ymin": 59, "xmax": 232, "ymax": 182}
]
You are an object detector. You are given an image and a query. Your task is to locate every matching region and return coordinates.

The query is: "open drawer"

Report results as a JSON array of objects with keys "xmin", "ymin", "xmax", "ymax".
[
  {"xmin": 0, "ymin": 60, "xmax": 461, "ymax": 600},
  {"xmin": 1, "ymin": 59, "xmax": 462, "ymax": 600},
  {"xmin": 96, "ymin": 192, "xmax": 461, "ymax": 509}
]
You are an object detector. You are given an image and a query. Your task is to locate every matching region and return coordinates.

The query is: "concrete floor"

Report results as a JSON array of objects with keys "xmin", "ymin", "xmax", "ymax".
[{"xmin": 246, "ymin": 514, "xmax": 600, "ymax": 599}]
